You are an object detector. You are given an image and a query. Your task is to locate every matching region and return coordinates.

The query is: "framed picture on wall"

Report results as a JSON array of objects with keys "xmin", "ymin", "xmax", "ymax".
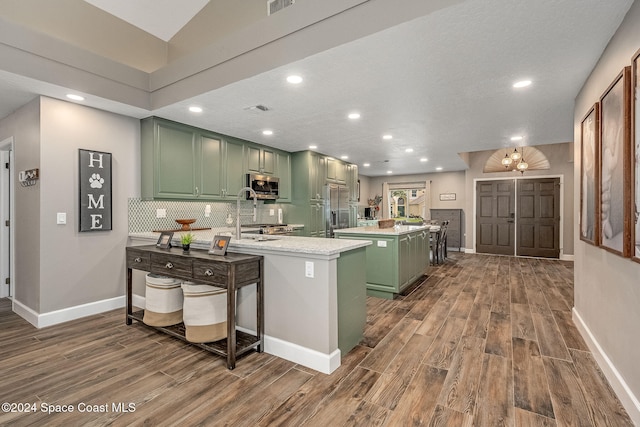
[
  {"xmin": 580, "ymin": 103, "xmax": 600, "ymax": 246},
  {"xmin": 599, "ymin": 67, "xmax": 632, "ymax": 257},
  {"xmin": 632, "ymin": 49, "xmax": 640, "ymax": 263}
]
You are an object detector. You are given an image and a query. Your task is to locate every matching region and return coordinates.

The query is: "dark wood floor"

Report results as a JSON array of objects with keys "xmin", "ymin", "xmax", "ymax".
[{"xmin": 0, "ymin": 253, "xmax": 633, "ymax": 426}]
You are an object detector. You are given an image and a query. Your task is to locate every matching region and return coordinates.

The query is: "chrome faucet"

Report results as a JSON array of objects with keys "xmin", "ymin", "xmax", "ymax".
[{"xmin": 236, "ymin": 187, "xmax": 258, "ymax": 239}]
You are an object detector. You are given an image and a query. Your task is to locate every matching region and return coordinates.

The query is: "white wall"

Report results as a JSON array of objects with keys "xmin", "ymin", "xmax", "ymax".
[{"xmin": 573, "ymin": 1, "xmax": 640, "ymax": 422}]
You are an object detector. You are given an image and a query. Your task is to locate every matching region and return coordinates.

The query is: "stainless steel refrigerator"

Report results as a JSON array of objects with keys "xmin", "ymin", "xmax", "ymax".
[{"xmin": 325, "ymin": 183, "xmax": 350, "ymax": 237}]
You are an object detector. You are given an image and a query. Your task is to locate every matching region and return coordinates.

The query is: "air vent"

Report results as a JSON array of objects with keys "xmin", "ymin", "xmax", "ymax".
[
  {"xmin": 245, "ymin": 105, "xmax": 270, "ymax": 112},
  {"xmin": 267, "ymin": 0, "xmax": 295, "ymax": 16}
]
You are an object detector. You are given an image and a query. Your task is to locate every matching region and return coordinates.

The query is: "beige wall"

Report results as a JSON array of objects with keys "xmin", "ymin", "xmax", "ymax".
[
  {"xmin": 168, "ymin": 0, "xmax": 267, "ymax": 61},
  {"xmin": 573, "ymin": 1, "xmax": 640, "ymax": 422},
  {"xmin": 0, "ymin": 0, "xmax": 167, "ymax": 72},
  {"xmin": 0, "ymin": 96, "xmax": 141, "ymax": 314}
]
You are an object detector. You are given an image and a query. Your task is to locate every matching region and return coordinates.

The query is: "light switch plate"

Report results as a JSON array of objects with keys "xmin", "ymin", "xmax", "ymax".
[
  {"xmin": 57, "ymin": 212, "xmax": 66, "ymax": 225},
  {"xmin": 270, "ymin": 209, "xmax": 275, "ymax": 216},
  {"xmin": 305, "ymin": 261, "xmax": 314, "ymax": 278},
  {"xmin": 156, "ymin": 208, "xmax": 167, "ymax": 218}
]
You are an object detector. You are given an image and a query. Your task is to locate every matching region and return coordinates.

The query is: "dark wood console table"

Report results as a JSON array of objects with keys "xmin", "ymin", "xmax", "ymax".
[{"xmin": 126, "ymin": 245, "xmax": 264, "ymax": 369}]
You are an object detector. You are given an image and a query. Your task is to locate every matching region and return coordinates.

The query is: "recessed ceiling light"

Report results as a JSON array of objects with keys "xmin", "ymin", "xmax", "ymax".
[
  {"xmin": 510, "ymin": 135, "xmax": 523, "ymax": 141},
  {"xmin": 383, "ymin": 134, "xmax": 393, "ymax": 140},
  {"xmin": 348, "ymin": 113, "xmax": 361, "ymax": 120},
  {"xmin": 66, "ymin": 94, "xmax": 84, "ymax": 101},
  {"xmin": 436, "ymin": 167, "xmax": 443, "ymax": 171},
  {"xmin": 387, "ymin": 170, "xmax": 393, "ymax": 174},
  {"xmin": 286, "ymin": 75, "xmax": 303, "ymax": 84},
  {"xmin": 189, "ymin": 106, "xmax": 203, "ymax": 113},
  {"xmin": 309, "ymin": 145, "xmax": 317, "ymax": 149},
  {"xmin": 363, "ymin": 163, "xmax": 370, "ymax": 167},
  {"xmin": 420, "ymin": 158, "xmax": 428, "ymax": 162},
  {"xmin": 262, "ymin": 130, "xmax": 273, "ymax": 136},
  {"xmin": 341, "ymin": 155, "xmax": 348, "ymax": 160},
  {"xmin": 513, "ymin": 80, "xmax": 532, "ymax": 88},
  {"xmin": 405, "ymin": 148, "xmax": 414, "ymax": 153}
]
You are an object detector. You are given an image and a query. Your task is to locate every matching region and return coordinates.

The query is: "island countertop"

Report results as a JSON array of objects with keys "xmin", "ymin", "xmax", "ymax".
[
  {"xmin": 129, "ymin": 228, "xmax": 371, "ymax": 257},
  {"xmin": 334, "ymin": 224, "xmax": 433, "ymax": 236}
]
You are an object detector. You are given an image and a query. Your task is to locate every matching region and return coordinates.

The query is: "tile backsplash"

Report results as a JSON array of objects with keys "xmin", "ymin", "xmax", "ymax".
[{"xmin": 128, "ymin": 198, "xmax": 288, "ymax": 232}]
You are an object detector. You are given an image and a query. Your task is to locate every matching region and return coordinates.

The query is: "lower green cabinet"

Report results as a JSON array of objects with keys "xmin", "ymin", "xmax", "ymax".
[{"xmin": 335, "ymin": 229, "xmax": 430, "ymax": 299}]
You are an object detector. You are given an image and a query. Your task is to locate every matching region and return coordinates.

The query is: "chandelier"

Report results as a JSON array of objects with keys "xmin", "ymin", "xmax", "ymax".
[{"xmin": 501, "ymin": 147, "xmax": 529, "ymax": 174}]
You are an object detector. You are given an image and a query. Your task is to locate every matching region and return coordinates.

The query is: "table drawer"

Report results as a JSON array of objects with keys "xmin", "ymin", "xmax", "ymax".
[
  {"xmin": 127, "ymin": 249, "xmax": 150, "ymax": 270},
  {"xmin": 150, "ymin": 253, "xmax": 192, "ymax": 278},
  {"xmin": 193, "ymin": 261, "xmax": 229, "ymax": 286}
]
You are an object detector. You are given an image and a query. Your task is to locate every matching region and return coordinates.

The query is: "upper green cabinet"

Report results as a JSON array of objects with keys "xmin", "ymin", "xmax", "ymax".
[
  {"xmin": 247, "ymin": 145, "xmax": 275, "ymax": 175},
  {"xmin": 141, "ymin": 117, "xmax": 291, "ymax": 201},
  {"xmin": 326, "ymin": 157, "xmax": 347, "ymax": 184}
]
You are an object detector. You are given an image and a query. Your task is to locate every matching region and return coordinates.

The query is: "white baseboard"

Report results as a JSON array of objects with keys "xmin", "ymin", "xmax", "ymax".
[
  {"xmin": 264, "ymin": 334, "xmax": 341, "ymax": 374},
  {"xmin": 13, "ymin": 296, "xmax": 126, "ymax": 328},
  {"xmin": 560, "ymin": 253, "xmax": 574, "ymax": 261},
  {"xmin": 464, "ymin": 248, "xmax": 475, "ymax": 254},
  {"xmin": 236, "ymin": 325, "xmax": 341, "ymax": 374},
  {"xmin": 572, "ymin": 308, "xmax": 640, "ymax": 425},
  {"xmin": 132, "ymin": 293, "xmax": 145, "ymax": 309}
]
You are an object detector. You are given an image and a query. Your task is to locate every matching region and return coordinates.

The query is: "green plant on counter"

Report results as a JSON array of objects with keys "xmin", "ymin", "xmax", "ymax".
[{"xmin": 181, "ymin": 232, "xmax": 195, "ymax": 245}]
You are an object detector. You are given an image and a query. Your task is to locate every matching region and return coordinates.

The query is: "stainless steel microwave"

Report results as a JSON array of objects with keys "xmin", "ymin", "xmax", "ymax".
[{"xmin": 246, "ymin": 174, "xmax": 279, "ymax": 200}]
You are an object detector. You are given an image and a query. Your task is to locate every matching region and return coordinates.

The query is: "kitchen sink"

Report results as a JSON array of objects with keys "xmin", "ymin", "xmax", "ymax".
[{"xmin": 240, "ymin": 235, "xmax": 280, "ymax": 242}]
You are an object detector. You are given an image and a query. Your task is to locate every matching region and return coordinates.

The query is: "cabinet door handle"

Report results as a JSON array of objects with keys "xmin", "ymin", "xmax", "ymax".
[
  {"xmin": 204, "ymin": 269, "xmax": 214, "ymax": 276},
  {"xmin": 165, "ymin": 262, "xmax": 174, "ymax": 269},
  {"xmin": 134, "ymin": 257, "xmax": 142, "ymax": 263},
  {"xmin": 195, "ymin": 186, "xmax": 199, "ymax": 197}
]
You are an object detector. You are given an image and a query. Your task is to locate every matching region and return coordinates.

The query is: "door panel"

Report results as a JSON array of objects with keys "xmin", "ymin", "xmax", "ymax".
[
  {"xmin": 516, "ymin": 178, "xmax": 560, "ymax": 258},
  {"xmin": 476, "ymin": 179, "xmax": 515, "ymax": 255}
]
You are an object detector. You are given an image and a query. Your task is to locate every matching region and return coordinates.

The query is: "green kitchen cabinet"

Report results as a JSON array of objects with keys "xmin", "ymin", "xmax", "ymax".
[
  {"xmin": 274, "ymin": 151, "xmax": 291, "ymax": 203},
  {"xmin": 335, "ymin": 228, "xmax": 430, "ymax": 299},
  {"xmin": 347, "ymin": 164, "xmax": 359, "ymax": 202},
  {"xmin": 141, "ymin": 117, "xmax": 247, "ymax": 200},
  {"xmin": 141, "ymin": 117, "xmax": 201, "ymax": 199},
  {"xmin": 326, "ymin": 157, "xmax": 346, "ymax": 184},
  {"xmin": 309, "ymin": 201, "xmax": 326, "ymax": 237},
  {"xmin": 247, "ymin": 145, "xmax": 275, "ymax": 175}
]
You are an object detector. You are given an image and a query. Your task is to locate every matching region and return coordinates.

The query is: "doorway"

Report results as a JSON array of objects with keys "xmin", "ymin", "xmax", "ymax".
[
  {"xmin": 475, "ymin": 177, "xmax": 561, "ymax": 258},
  {"xmin": 0, "ymin": 137, "xmax": 13, "ymax": 298}
]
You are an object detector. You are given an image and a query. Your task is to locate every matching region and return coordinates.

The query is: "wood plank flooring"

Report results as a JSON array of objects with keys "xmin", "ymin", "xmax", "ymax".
[{"xmin": 0, "ymin": 253, "xmax": 633, "ymax": 426}]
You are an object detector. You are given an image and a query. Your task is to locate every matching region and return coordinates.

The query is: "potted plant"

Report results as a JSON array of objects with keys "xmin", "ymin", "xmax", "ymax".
[{"xmin": 181, "ymin": 232, "xmax": 195, "ymax": 252}]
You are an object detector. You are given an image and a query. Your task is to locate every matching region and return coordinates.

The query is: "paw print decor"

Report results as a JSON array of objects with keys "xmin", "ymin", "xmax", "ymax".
[{"xmin": 89, "ymin": 173, "xmax": 105, "ymax": 189}]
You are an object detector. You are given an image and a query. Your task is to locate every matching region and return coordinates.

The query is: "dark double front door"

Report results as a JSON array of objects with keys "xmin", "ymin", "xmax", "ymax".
[{"xmin": 476, "ymin": 178, "xmax": 560, "ymax": 258}]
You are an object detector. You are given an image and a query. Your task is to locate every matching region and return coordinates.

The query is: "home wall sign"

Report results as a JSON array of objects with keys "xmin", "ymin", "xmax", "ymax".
[{"xmin": 79, "ymin": 149, "xmax": 112, "ymax": 232}]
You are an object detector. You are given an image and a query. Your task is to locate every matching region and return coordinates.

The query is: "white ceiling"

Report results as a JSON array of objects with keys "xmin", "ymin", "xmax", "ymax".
[{"xmin": 0, "ymin": 0, "xmax": 634, "ymax": 176}]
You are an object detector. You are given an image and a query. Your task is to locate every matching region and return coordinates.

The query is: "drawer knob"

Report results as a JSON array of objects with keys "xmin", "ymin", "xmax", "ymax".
[
  {"xmin": 165, "ymin": 262, "xmax": 174, "ymax": 269},
  {"xmin": 134, "ymin": 257, "xmax": 142, "ymax": 263},
  {"xmin": 204, "ymin": 269, "xmax": 214, "ymax": 276}
]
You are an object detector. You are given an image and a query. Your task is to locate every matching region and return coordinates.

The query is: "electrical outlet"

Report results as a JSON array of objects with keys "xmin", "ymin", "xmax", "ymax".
[
  {"xmin": 156, "ymin": 208, "xmax": 166, "ymax": 218},
  {"xmin": 269, "ymin": 209, "xmax": 275, "ymax": 216},
  {"xmin": 377, "ymin": 240, "xmax": 387, "ymax": 247},
  {"xmin": 305, "ymin": 261, "xmax": 314, "ymax": 278}
]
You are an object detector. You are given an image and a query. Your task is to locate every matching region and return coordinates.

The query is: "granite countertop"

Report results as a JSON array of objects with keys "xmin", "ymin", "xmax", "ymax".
[
  {"xmin": 129, "ymin": 228, "xmax": 370, "ymax": 256},
  {"xmin": 334, "ymin": 224, "xmax": 433, "ymax": 236}
]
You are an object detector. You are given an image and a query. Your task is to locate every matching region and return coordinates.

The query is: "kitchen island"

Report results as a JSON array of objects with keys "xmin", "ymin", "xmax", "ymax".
[
  {"xmin": 334, "ymin": 224, "xmax": 432, "ymax": 299},
  {"xmin": 128, "ymin": 230, "xmax": 370, "ymax": 374}
]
